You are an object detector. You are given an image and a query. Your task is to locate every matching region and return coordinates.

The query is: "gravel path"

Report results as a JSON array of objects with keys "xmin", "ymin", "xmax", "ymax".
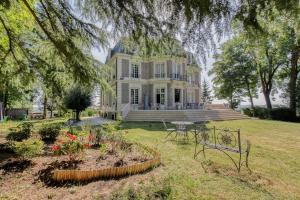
[{"xmin": 72, "ymin": 117, "xmax": 113, "ymax": 127}]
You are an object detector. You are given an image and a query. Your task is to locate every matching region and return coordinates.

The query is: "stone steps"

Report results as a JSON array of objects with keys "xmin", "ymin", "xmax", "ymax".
[{"xmin": 125, "ymin": 109, "xmax": 249, "ymax": 122}]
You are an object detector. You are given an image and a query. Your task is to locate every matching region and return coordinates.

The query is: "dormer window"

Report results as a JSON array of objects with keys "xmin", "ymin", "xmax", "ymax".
[{"xmin": 131, "ymin": 63, "xmax": 139, "ymax": 78}]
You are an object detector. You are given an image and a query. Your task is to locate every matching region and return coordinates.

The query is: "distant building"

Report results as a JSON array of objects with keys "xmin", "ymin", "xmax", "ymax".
[{"xmin": 100, "ymin": 40, "xmax": 202, "ymax": 119}]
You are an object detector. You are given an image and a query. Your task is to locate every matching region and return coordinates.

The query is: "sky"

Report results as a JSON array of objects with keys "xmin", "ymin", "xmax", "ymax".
[{"xmin": 91, "ymin": 40, "xmax": 285, "ymax": 107}]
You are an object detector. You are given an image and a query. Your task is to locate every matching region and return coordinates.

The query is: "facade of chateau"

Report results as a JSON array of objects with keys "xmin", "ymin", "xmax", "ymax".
[{"xmin": 100, "ymin": 42, "xmax": 202, "ymax": 118}]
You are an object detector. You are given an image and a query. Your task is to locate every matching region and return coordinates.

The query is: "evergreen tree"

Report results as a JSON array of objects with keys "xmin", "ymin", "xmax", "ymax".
[
  {"xmin": 64, "ymin": 86, "xmax": 92, "ymax": 121},
  {"xmin": 201, "ymin": 79, "xmax": 213, "ymax": 104}
]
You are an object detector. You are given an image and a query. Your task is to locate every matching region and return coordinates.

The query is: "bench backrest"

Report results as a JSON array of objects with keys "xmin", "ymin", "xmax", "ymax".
[{"xmin": 195, "ymin": 126, "xmax": 242, "ymax": 153}]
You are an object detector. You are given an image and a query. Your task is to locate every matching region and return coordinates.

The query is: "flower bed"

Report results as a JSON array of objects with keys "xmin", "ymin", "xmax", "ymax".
[{"xmin": 52, "ymin": 143, "xmax": 161, "ymax": 182}]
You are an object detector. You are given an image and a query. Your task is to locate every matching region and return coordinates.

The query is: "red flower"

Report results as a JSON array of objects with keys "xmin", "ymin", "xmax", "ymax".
[
  {"xmin": 51, "ymin": 144, "xmax": 61, "ymax": 151},
  {"xmin": 65, "ymin": 131, "xmax": 72, "ymax": 135},
  {"xmin": 67, "ymin": 133, "xmax": 77, "ymax": 141},
  {"xmin": 88, "ymin": 133, "xmax": 94, "ymax": 141},
  {"xmin": 84, "ymin": 143, "xmax": 91, "ymax": 148}
]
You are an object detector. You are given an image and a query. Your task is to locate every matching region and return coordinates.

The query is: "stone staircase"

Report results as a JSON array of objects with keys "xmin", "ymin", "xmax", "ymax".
[
  {"xmin": 205, "ymin": 104, "xmax": 227, "ymax": 110},
  {"xmin": 125, "ymin": 109, "xmax": 249, "ymax": 122}
]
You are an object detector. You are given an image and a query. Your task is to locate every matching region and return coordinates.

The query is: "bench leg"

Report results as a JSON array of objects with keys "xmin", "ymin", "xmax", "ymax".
[
  {"xmin": 245, "ymin": 140, "xmax": 251, "ymax": 168},
  {"xmin": 165, "ymin": 131, "xmax": 174, "ymax": 139},
  {"xmin": 194, "ymin": 144, "xmax": 206, "ymax": 159},
  {"xmin": 202, "ymin": 145, "xmax": 206, "ymax": 159}
]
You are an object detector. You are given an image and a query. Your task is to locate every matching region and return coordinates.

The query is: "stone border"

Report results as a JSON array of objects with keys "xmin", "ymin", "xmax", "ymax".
[{"xmin": 52, "ymin": 143, "xmax": 161, "ymax": 182}]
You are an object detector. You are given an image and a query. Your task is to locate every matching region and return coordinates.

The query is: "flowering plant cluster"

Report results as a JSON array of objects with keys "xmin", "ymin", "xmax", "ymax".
[{"xmin": 51, "ymin": 130, "xmax": 94, "ymax": 161}]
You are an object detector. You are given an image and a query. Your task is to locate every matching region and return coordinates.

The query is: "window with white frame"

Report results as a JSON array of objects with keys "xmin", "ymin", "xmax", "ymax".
[
  {"xmin": 188, "ymin": 90, "xmax": 195, "ymax": 103},
  {"xmin": 130, "ymin": 88, "xmax": 139, "ymax": 104},
  {"xmin": 172, "ymin": 63, "xmax": 181, "ymax": 79},
  {"xmin": 155, "ymin": 63, "xmax": 165, "ymax": 78},
  {"xmin": 188, "ymin": 75, "xmax": 192, "ymax": 84},
  {"xmin": 131, "ymin": 63, "xmax": 139, "ymax": 78},
  {"xmin": 156, "ymin": 88, "xmax": 165, "ymax": 105}
]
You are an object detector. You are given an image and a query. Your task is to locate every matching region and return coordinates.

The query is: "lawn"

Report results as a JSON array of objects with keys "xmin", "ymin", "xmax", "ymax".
[
  {"xmin": 118, "ymin": 119, "xmax": 300, "ymax": 200},
  {"xmin": 0, "ymin": 118, "xmax": 299, "ymax": 199}
]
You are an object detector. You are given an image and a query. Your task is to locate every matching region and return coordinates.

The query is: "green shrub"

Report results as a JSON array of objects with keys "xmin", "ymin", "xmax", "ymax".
[
  {"xmin": 38, "ymin": 123, "xmax": 62, "ymax": 143},
  {"xmin": 243, "ymin": 107, "xmax": 299, "ymax": 122},
  {"xmin": 243, "ymin": 107, "xmax": 270, "ymax": 119},
  {"xmin": 14, "ymin": 139, "xmax": 44, "ymax": 159},
  {"xmin": 0, "ymin": 142, "xmax": 15, "ymax": 153},
  {"xmin": 270, "ymin": 108, "xmax": 298, "ymax": 122},
  {"xmin": 52, "ymin": 131, "xmax": 91, "ymax": 161},
  {"xmin": 253, "ymin": 107, "xmax": 270, "ymax": 119},
  {"xmin": 243, "ymin": 108, "xmax": 253, "ymax": 117},
  {"xmin": 6, "ymin": 122, "xmax": 33, "ymax": 141}
]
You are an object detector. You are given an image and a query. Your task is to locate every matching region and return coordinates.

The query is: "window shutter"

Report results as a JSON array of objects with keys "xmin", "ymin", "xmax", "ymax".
[
  {"xmin": 121, "ymin": 59, "xmax": 129, "ymax": 78},
  {"xmin": 167, "ymin": 60, "xmax": 172, "ymax": 78},
  {"xmin": 121, "ymin": 83, "xmax": 129, "ymax": 103},
  {"xmin": 149, "ymin": 62, "xmax": 154, "ymax": 79},
  {"xmin": 195, "ymin": 89, "xmax": 200, "ymax": 103}
]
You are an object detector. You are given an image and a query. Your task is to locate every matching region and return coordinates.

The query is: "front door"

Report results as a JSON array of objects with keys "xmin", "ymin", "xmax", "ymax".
[
  {"xmin": 174, "ymin": 89, "xmax": 181, "ymax": 103},
  {"xmin": 130, "ymin": 88, "xmax": 139, "ymax": 109},
  {"xmin": 156, "ymin": 88, "xmax": 165, "ymax": 109}
]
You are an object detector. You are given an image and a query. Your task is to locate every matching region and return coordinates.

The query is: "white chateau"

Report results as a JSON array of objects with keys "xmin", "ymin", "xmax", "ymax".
[{"xmin": 100, "ymin": 40, "xmax": 203, "ymax": 120}]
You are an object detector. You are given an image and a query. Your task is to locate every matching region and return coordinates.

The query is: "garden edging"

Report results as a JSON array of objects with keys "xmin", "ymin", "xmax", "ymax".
[{"xmin": 52, "ymin": 143, "xmax": 161, "ymax": 181}]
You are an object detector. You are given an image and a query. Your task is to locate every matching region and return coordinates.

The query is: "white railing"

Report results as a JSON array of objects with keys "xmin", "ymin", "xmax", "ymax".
[{"xmin": 121, "ymin": 103, "xmax": 131, "ymax": 119}]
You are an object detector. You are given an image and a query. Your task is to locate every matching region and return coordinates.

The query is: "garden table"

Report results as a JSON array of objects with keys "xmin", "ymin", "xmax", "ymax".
[{"xmin": 171, "ymin": 121, "xmax": 194, "ymax": 140}]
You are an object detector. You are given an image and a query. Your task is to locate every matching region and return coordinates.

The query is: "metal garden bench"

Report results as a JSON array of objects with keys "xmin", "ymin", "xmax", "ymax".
[{"xmin": 193, "ymin": 126, "xmax": 251, "ymax": 172}]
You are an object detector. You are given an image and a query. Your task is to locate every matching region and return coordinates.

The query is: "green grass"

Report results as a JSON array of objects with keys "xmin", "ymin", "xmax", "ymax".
[
  {"xmin": 1, "ymin": 118, "xmax": 299, "ymax": 199},
  {"xmin": 0, "ymin": 118, "xmax": 67, "ymax": 137},
  {"xmin": 119, "ymin": 119, "xmax": 300, "ymax": 200}
]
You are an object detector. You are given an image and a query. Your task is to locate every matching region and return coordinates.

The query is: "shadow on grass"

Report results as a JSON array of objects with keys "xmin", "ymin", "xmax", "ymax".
[
  {"xmin": 0, "ymin": 159, "xmax": 33, "ymax": 174},
  {"xmin": 36, "ymin": 160, "xmax": 83, "ymax": 187},
  {"xmin": 120, "ymin": 121, "xmax": 210, "ymax": 132},
  {"xmin": 0, "ymin": 142, "xmax": 16, "ymax": 163},
  {"xmin": 199, "ymin": 160, "xmax": 274, "ymax": 197}
]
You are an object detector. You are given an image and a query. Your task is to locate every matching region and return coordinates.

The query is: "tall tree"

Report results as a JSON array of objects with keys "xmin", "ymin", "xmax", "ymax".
[
  {"xmin": 211, "ymin": 35, "xmax": 258, "ymax": 109},
  {"xmin": 269, "ymin": 11, "xmax": 300, "ymax": 116},
  {"xmin": 64, "ymin": 86, "xmax": 92, "ymax": 121},
  {"xmin": 201, "ymin": 79, "xmax": 213, "ymax": 104}
]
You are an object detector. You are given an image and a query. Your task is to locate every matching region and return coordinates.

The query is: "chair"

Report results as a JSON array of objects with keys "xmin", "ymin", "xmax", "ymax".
[
  {"xmin": 162, "ymin": 120, "xmax": 176, "ymax": 139},
  {"xmin": 175, "ymin": 124, "xmax": 189, "ymax": 140}
]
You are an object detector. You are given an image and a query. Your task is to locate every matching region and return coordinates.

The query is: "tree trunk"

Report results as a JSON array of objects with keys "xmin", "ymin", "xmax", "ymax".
[
  {"xmin": 50, "ymin": 109, "xmax": 53, "ymax": 118},
  {"xmin": 289, "ymin": 48, "xmax": 299, "ymax": 117},
  {"xmin": 43, "ymin": 95, "xmax": 47, "ymax": 119},
  {"xmin": 263, "ymin": 90, "xmax": 272, "ymax": 110},
  {"xmin": 245, "ymin": 78, "xmax": 254, "ymax": 109},
  {"xmin": 75, "ymin": 110, "xmax": 80, "ymax": 121},
  {"xmin": 3, "ymin": 82, "xmax": 8, "ymax": 116},
  {"xmin": 259, "ymin": 70, "xmax": 272, "ymax": 110},
  {"xmin": 229, "ymin": 94, "xmax": 234, "ymax": 109}
]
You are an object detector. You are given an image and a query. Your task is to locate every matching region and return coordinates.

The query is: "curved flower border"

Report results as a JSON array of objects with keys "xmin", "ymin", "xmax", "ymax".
[{"xmin": 52, "ymin": 142, "xmax": 161, "ymax": 182}]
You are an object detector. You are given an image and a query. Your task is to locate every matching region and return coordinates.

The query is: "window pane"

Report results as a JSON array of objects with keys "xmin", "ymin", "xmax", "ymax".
[
  {"xmin": 161, "ymin": 94, "xmax": 165, "ymax": 105},
  {"xmin": 175, "ymin": 89, "xmax": 180, "ymax": 103}
]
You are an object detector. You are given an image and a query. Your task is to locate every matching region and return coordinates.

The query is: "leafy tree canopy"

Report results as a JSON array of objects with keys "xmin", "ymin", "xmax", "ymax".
[{"xmin": 64, "ymin": 86, "xmax": 92, "ymax": 121}]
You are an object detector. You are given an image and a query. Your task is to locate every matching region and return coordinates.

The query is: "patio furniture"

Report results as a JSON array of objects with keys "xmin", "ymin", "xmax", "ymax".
[
  {"xmin": 171, "ymin": 121, "xmax": 193, "ymax": 140},
  {"xmin": 162, "ymin": 120, "xmax": 176, "ymax": 139},
  {"xmin": 193, "ymin": 126, "xmax": 251, "ymax": 172}
]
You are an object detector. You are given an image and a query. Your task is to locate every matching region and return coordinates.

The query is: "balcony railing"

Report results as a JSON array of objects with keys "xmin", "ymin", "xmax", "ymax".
[
  {"xmin": 187, "ymin": 81, "xmax": 200, "ymax": 87},
  {"xmin": 169, "ymin": 73, "xmax": 187, "ymax": 81},
  {"xmin": 155, "ymin": 73, "xmax": 166, "ymax": 78},
  {"xmin": 130, "ymin": 74, "xmax": 140, "ymax": 79}
]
